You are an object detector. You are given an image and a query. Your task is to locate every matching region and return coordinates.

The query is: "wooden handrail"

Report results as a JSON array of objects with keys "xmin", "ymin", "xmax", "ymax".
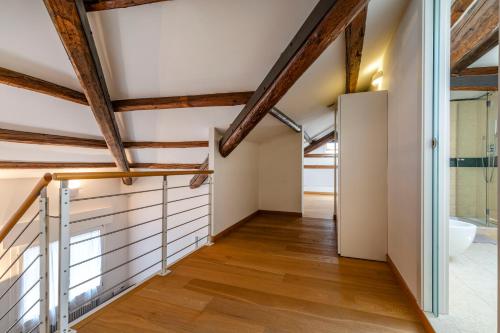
[
  {"xmin": 0, "ymin": 170, "xmax": 214, "ymax": 244},
  {"xmin": 0, "ymin": 173, "xmax": 52, "ymax": 244},
  {"xmin": 52, "ymin": 170, "xmax": 214, "ymax": 181}
]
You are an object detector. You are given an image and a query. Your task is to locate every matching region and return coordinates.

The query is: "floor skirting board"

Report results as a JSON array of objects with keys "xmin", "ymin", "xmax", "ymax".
[
  {"xmin": 258, "ymin": 210, "xmax": 302, "ymax": 217},
  {"xmin": 212, "ymin": 211, "xmax": 260, "ymax": 242},
  {"xmin": 387, "ymin": 255, "xmax": 436, "ymax": 333},
  {"xmin": 213, "ymin": 210, "xmax": 303, "ymax": 242}
]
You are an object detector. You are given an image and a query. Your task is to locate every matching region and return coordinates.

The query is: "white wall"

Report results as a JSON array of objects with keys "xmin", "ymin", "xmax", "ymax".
[
  {"xmin": 210, "ymin": 129, "xmax": 259, "ymax": 235},
  {"xmin": 382, "ymin": 0, "xmax": 423, "ymax": 302},
  {"xmin": 258, "ymin": 132, "xmax": 303, "ymax": 213}
]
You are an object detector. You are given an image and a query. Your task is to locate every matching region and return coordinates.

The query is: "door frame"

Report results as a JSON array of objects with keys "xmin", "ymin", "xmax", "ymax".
[{"xmin": 422, "ymin": 0, "xmax": 450, "ymax": 315}]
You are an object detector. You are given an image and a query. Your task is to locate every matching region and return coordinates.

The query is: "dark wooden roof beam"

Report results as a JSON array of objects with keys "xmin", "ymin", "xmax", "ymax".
[
  {"xmin": 189, "ymin": 156, "xmax": 209, "ymax": 189},
  {"xmin": 44, "ymin": 0, "xmax": 132, "ymax": 183},
  {"xmin": 451, "ymin": 0, "xmax": 499, "ymax": 73},
  {"xmin": 84, "ymin": 0, "xmax": 170, "ymax": 12},
  {"xmin": 345, "ymin": 7, "xmax": 367, "ymax": 93},
  {"xmin": 304, "ymin": 130, "xmax": 336, "ymax": 154},
  {"xmin": 0, "ymin": 67, "xmax": 88, "ymax": 105},
  {"xmin": 0, "ymin": 128, "xmax": 208, "ymax": 149},
  {"xmin": 113, "ymin": 92, "xmax": 254, "ymax": 112},
  {"xmin": 0, "ymin": 161, "xmax": 202, "ymax": 169},
  {"xmin": 219, "ymin": 0, "xmax": 368, "ymax": 157},
  {"xmin": 451, "ymin": 0, "xmax": 475, "ymax": 27}
]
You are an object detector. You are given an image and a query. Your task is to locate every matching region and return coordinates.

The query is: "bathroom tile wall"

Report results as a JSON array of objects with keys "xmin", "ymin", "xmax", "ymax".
[{"xmin": 450, "ymin": 93, "xmax": 498, "ymax": 224}]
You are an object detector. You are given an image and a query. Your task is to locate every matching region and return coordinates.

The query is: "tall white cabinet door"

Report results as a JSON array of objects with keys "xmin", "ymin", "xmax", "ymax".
[{"xmin": 338, "ymin": 91, "xmax": 388, "ymax": 261}]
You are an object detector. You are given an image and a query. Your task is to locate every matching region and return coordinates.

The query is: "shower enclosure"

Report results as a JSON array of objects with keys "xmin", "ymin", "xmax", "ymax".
[{"xmin": 450, "ymin": 92, "xmax": 498, "ymax": 227}]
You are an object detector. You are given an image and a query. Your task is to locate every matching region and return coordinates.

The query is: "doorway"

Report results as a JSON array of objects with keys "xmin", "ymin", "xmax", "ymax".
[
  {"xmin": 425, "ymin": 0, "xmax": 499, "ymax": 331},
  {"xmin": 303, "ymin": 140, "xmax": 336, "ymax": 219}
]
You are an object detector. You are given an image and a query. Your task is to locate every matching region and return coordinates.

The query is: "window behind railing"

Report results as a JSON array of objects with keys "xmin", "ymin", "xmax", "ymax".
[{"xmin": 0, "ymin": 188, "xmax": 49, "ymax": 333}]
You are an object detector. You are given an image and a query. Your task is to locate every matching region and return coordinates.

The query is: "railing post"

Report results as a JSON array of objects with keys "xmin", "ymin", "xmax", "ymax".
[
  {"xmin": 160, "ymin": 176, "xmax": 171, "ymax": 276},
  {"xmin": 206, "ymin": 175, "xmax": 214, "ymax": 246},
  {"xmin": 38, "ymin": 188, "xmax": 50, "ymax": 333},
  {"xmin": 59, "ymin": 181, "xmax": 75, "ymax": 333}
]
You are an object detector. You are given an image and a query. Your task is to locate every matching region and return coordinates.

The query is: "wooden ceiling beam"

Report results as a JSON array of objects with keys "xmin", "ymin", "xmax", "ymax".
[
  {"xmin": 345, "ymin": 7, "xmax": 367, "ymax": 93},
  {"xmin": 0, "ymin": 128, "xmax": 106, "ymax": 148},
  {"xmin": 0, "ymin": 67, "xmax": 88, "ymax": 105},
  {"xmin": 454, "ymin": 66, "xmax": 498, "ymax": 76},
  {"xmin": 44, "ymin": 0, "xmax": 132, "ymax": 184},
  {"xmin": 190, "ymin": 156, "xmax": 209, "ymax": 189},
  {"xmin": 129, "ymin": 163, "xmax": 201, "ymax": 169},
  {"xmin": 451, "ymin": 0, "xmax": 499, "ymax": 73},
  {"xmin": 0, "ymin": 128, "xmax": 208, "ymax": 149},
  {"xmin": 84, "ymin": 0, "xmax": 170, "ymax": 12},
  {"xmin": 451, "ymin": 0, "xmax": 475, "ymax": 27},
  {"xmin": 0, "ymin": 161, "xmax": 201, "ymax": 169},
  {"xmin": 0, "ymin": 71, "xmax": 253, "ymax": 111},
  {"xmin": 123, "ymin": 141, "xmax": 208, "ymax": 148},
  {"xmin": 304, "ymin": 131, "xmax": 336, "ymax": 154},
  {"xmin": 113, "ymin": 92, "xmax": 254, "ymax": 112},
  {"xmin": 304, "ymin": 153, "xmax": 335, "ymax": 158},
  {"xmin": 218, "ymin": 0, "xmax": 368, "ymax": 157},
  {"xmin": 304, "ymin": 165, "xmax": 336, "ymax": 169}
]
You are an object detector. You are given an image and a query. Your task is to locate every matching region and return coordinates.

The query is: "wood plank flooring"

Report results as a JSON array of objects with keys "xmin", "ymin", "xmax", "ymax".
[
  {"xmin": 303, "ymin": 193, "xmax": 335, "ymax": 219},
  {"xmin": 74, "ymin": 213, "xmax": 425, "ymax": 333}
]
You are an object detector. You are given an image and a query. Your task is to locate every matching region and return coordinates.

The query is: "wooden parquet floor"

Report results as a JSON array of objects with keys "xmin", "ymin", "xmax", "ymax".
[{"xmin": 74, "ymin": 213, "xmax": 425, "ymax": 333}]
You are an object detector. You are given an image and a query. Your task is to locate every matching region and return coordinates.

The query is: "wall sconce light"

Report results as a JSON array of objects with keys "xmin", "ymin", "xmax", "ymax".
[{"xmin": 371, "ymin": 70, "xmax": 384, "ymax": 90}]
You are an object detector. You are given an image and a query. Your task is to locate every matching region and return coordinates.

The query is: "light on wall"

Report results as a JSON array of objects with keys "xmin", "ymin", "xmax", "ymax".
[{"xmin": 371, "ymin": 70, "xmax": 384, "ymax": 90}]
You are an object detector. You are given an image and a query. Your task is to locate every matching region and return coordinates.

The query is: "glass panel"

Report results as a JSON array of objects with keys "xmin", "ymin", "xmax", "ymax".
[
  {"xmin": 450, "ymin": 93, "xmax": 498, "ymax": 228},
  {"xmin": 486, "ymin": 93, "xmax": 498, "ymax": 226}
]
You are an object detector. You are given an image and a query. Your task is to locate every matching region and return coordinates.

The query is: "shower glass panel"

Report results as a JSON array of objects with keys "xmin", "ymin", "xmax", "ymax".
[{"xmin": 450, "ymin": 92, "xmax": 498, "ymax": 227}]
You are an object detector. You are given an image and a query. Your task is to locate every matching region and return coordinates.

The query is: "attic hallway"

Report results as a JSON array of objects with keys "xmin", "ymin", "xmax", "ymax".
[{"xmin": 74, "ymin": 213, "xmax": 426, "ymax": 333}]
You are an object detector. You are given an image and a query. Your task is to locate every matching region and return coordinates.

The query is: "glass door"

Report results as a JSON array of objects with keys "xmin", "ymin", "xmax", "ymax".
[
  {"xmin": 451, "ymin": 93, "xmax": 498, "ymax": 228},
  {"xmin": 485, "ymin": 93, "xmax": 498, "ymax": 227}
]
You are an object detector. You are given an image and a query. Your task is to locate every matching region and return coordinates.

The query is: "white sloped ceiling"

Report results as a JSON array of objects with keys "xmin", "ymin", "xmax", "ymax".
[{"xmin": 0, "ymin": 0, "xmax": 408, "ymax": 178}]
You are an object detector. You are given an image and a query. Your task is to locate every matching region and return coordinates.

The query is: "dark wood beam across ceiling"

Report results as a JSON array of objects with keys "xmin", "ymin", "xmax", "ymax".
[
  {"xmin": 113, "ymin": 92, "xmax": 254, "ymax": 112},
  {"xmin": 450, "ymin": 0, "xmax": 499, "ymax": 73},
  {"xmin": 454, "ymin": 66, "xmax": 498, "ymax": 76},
  {"xmin": 44, "ymin": 0, "xmax": 132, "ymax": 183},
  {"xmin": 0, "ymin": 67, "xmax": 88, "ymax": 105},
  {"xmin": 304, "ymin": 165, "xmax": 336, "ymax": 169},
  {"xmin": 218, "ymin": 0, "xmax": 368, "ymax": 158},
  {"xmin": 0, "ymin": 128, "xmax": 208, "ymax": 149},
  {"xmin": 84, "ymin": 0, "xmax": 170, "ymax": 12},
  {"xmin": 189, "ymin": 156, "xmax": 209, "ymax": 189},
  {"xmin": 451, "ymin": 0, "xmax": 475, "ymax": 27},
  {"xmin": 304, "ymin": 131, "xmax": 336, "ymax": 154},
  {"xmin": 0, "ymin": 70, "xmax": 253, "ymax": 112},
  {"xmin": 345, "ymin": 7, "xmax": 367, "ymax": 93},
  {"xmin": 304, "ymin": 153, "xmax": 335, "ymax": 158},
  {"xmin": 124, "ymin": 141, "xmax": 208, "ymax": 148},
  {"xmin": 0, "ymin": 161, "xmax": 202, "ymax": 169}
]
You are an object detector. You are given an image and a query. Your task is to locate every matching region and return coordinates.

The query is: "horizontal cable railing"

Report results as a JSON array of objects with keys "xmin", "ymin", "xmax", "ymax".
[
  {"xmin": 0, "ymin": 170, "xmax": 213, "ymax": 333},
  {"xmin": 57, "ymin": 172, "xmax": 213, "ymax": 332}
]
